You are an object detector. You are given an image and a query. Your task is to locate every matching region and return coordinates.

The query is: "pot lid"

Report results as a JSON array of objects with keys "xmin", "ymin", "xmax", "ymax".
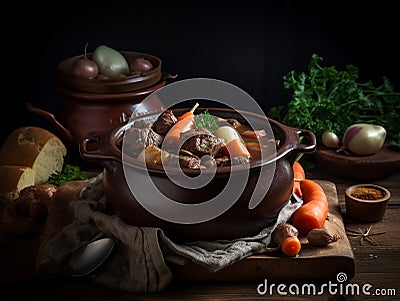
[{"xmin": 57, "ymin": 51, "xmax": 162, "ymax": 94}]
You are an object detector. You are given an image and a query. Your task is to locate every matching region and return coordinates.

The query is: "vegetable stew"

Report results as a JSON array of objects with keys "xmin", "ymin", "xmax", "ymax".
[{"xmin": 120, "ymin": 104, "xmax": 279, "ymax": 170}]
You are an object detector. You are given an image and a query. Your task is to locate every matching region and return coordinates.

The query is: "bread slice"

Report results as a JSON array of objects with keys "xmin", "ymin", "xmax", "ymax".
[
  {"xmin": 0, "ymin": 165, "xmax": 35, "ymax": 194},
  {"xmin": 0, "ymin": 127, "xmax": 67, "ymax": 185}
]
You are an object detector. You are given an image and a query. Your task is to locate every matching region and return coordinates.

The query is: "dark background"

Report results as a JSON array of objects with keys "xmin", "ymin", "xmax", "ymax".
[{"xmin": 4, "ymin": 1, "xmax": 399, "ymax": 146}]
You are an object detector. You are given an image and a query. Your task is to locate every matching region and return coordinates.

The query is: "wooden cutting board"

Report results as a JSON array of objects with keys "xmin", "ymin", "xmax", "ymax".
[
  {"xmin": 170, "ymin": 179, "xmax": 355, "ymax": 281},
  {"xmin": 35, "ymin": 179, "xmax": 355, "ymax": 281}
]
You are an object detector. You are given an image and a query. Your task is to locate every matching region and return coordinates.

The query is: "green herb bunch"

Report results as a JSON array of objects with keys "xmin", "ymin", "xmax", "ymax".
[
  {"xmin": 47, "ymin": 164, "xmax": 88, "ymax": 186},
  {"xmin": 268, "ymin": 54, "xmax": 400, "ymax": 149}
]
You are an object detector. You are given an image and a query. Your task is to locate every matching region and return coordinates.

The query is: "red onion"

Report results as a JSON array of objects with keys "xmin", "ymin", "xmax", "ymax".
[{"xmin": 337, "ymin": 124, "xmax": 386, "ymax": 155}]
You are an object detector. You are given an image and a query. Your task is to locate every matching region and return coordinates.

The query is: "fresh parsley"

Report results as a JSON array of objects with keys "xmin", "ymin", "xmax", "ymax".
[
  {"xmin": 47, "ymin": 164, "xmax": 88, "ymax": 186},
  {"xmin": 194, "ymin": 110, "xmax": 219, "ymax": 133},
  {"xmin": 268, "ymin": 53, "xmax": 400, "ymax": 149}
]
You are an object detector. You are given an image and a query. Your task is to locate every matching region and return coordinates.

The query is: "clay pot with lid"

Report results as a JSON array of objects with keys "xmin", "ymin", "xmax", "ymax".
[{"xmin": 26, "ymin": 51, "xmax": 171, "ymax": 154}]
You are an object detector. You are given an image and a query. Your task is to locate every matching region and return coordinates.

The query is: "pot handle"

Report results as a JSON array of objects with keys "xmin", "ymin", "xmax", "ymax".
[
  {"xmin": 273, "ymin": 123, "xmax": 317, "ymax": 163},
  {"xmin": 79, "ymin": 134, "xmax": 120, "ymax": 163},
  {"xmin": 25, "ymin": 102, "xmax": 74, "ymax": 147},
  {"xmin": 292, "ymin": 128, "xmax": 317, "ymax": 153}
]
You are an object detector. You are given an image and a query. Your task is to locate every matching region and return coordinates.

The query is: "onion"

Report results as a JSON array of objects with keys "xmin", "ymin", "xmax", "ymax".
[
  {"xmin": 71, "ymin": 43, "xmax": 99, "ymax": 79},
  {"xmin": 214, "ymin": 126, "xmax": 240, "ymax": 144},
  {"xmin": 270, "ymin": 223, "xmax": 299, "ymax": 247},
  {"xmin": 130, "ymin": 57, "xmax": 153, "ymax": 73},
  {"xmin": 336, "ymin": 123, "xmax": 386, "ymax": 155},
  {"xmin": 92, "ymin": 45, "xmax": 130, "ymax": 79},
  {"xmin": 321, "ymin": 130, "xmax": 340, "ymax": 149}
]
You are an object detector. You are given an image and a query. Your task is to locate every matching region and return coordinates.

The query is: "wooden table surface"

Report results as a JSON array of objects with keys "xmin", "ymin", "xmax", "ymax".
[{"xmin": 1, "ymin": 163, "xmax": 399, "ymax": 301}]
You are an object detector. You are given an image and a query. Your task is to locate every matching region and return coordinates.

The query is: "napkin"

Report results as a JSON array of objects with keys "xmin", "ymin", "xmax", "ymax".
[{"xmin": 44, "ymin": 173, "xmax": 302, "ymax": 293}]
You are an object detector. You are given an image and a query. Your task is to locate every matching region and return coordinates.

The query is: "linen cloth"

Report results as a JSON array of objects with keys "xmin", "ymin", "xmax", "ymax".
[{"xmin": 44, "ymin": 173, "xmax": 302, "ymax": 293}]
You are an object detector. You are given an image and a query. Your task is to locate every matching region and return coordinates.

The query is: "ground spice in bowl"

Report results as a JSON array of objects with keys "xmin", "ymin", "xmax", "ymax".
[
  {"xmin": 351, "ymin": 187, "xmax": 385, "ymax": 200},
  {"xmin": 345, "ymin": 184, "xmax": 391, "ymax": 222}
]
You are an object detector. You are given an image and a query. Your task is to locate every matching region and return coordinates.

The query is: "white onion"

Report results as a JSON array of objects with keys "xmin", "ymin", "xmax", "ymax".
[{"xmin": 214, "ymin": 126, "xmax": 240, "ymax": 144}]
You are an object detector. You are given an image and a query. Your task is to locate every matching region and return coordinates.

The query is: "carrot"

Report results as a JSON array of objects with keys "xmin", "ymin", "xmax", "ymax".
[
  {"xmin": 214, "ymin": 126, "xmax": 251, "ymax": 158},
  {"xmin": 291, "ymin": 179, "xmax": 329, "ymax": 235},
  {"xmin": 177, "ymin": 102, "xmax": 199, "ymax": 122},
  {"xmin": 292, "ymin": 161, "xmax": 305, "ymax": 198},
  {"xmin": 164, "ymin": 103, "xmax": 199, "ymax": 146},
  {"xmin": 222, "ymin": 138, "xmax": 251, "ymax": 158},
  {"xmin": 281, "ymin": 236, "xmax": 301, "ymax": 256},
  {"xmin": 164, "ymin": 119, "xmax": 194, "ymax": 147},
  {"xmin": 299, "ymin": 179, "xmax": 328, "ymax": 205}
]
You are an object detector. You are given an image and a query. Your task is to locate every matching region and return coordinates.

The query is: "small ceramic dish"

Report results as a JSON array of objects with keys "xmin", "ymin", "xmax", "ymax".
[{"xmin": 345, "ymin": 184, "xmax": 391, "ymax": 222}]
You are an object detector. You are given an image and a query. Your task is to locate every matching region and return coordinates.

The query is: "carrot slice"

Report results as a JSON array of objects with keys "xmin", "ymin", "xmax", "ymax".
[
  {"xmin": 177, "ymin": 102, "xmax": 199, "ymax": 122},
  {"xmin": 281, "ymin": 236, "xmax": 301, "ymax": 256},
  {"xmin": 164, "ymin": 103, "xmax": 199, "ymax": 146},
  {"xmin": 222, "ymin": 138, "xmax": 251, "ymax": 158},
  {"xmin": 164, "ymin": 118, "xmax": 194, "ymax": 147}
]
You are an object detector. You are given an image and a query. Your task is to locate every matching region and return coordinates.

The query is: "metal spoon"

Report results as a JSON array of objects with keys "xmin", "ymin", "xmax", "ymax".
[
  {"xmin": 4, "ymin": 237, "xmax": 115, "ymax": 290},
  {"xmin": 37, "ymin": 237, "xmax": 115, "ymax": 283},
  {"xmin": 67, "ymin": 237, "xmax": 115, "ymax": 277}
]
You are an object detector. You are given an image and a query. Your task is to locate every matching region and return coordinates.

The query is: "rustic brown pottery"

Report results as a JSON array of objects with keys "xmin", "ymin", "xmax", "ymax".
[
  {"xmin": 26, "ymin": 51, "xmax": 170, "ymax": 155},
  {"xmin": 79, "ymin": 108, "xmax": 317, "ymax": 242},
  {"xmin": 345, "ymin": 183, "xmax": 391, "ymax": 222},
  {"xmin": 26, "ymin": 81, "xmax": 166, "ymax": 154}
]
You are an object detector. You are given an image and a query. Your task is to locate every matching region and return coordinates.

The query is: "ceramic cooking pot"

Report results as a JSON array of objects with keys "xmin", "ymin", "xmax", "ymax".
[
  {"xmin": 25, "ymin": 80, "xmax": 166, "ymax": 153},
  {"xmin": 26, "ymin": 51, "xmax": 174, "ymax": 154},
  {"xmin": 79, "ymin": 108, "xmax": 316, "ymax": 242}
]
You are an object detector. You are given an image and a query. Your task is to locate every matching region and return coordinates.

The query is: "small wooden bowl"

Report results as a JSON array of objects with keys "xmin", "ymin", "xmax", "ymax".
[{"xmin": 345, "ymin": 184, "xmax": 391, "ymax": 222}]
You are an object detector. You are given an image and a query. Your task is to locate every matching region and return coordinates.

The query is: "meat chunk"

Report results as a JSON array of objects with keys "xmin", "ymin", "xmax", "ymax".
[
  {"xmin": 178, "ymin": 156, "xmax": 201, "ymax": 169},
  {"xmin": 124, "ymin": 127, "xmax": 164, "ymax": 157},
  {"xmin": 225, "ymin": 118, "xmax": 242, "ymax": 129},
  {"xmin": 138, "ymin": 145, "xmax": 201, "ymax": 169},
  {"xmin": 151, "ymin": 110, "xmax": 178, "ymax": 135},
  {"xmin": 180, "ymin": 130, "xmax": 224, "ymax": 158}
]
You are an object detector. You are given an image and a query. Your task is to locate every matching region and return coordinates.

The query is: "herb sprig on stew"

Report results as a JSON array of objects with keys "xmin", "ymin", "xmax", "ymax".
[
  {"xmin": 268, "ymin": 53, "xmax": 400, "ymax": 149},
  {"xmin": 194, "ymin": 109, "xmax": 219, "ymax": 133}
]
